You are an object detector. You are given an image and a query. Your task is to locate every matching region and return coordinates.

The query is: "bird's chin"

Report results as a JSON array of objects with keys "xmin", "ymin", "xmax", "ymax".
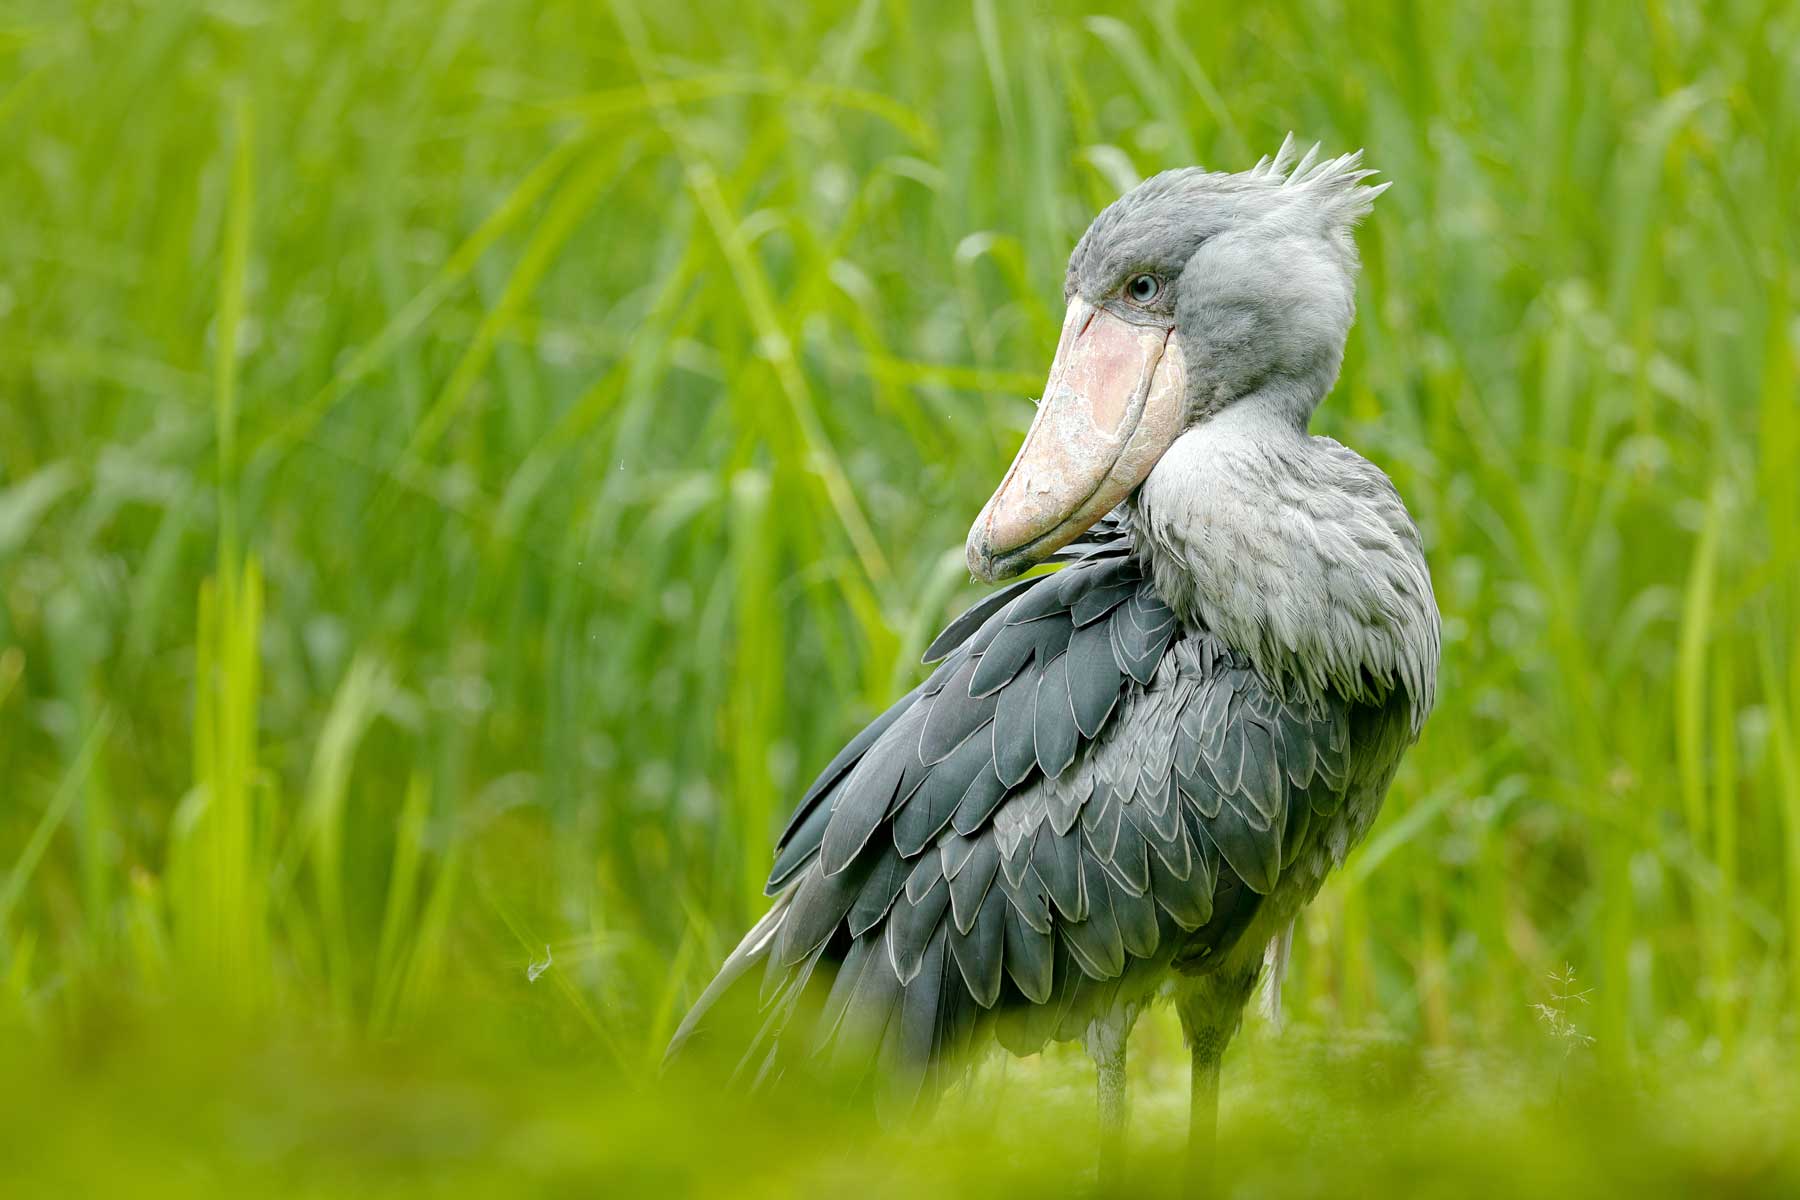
[{"xmin": 965, "ymin": 299, "xmax": 1186, "ymax": 583}]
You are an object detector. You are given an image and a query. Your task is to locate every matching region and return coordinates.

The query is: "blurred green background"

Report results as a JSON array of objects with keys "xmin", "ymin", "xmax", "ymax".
[{"xmin": 3, "ymin": 0, "xmax": 1798, "ymax": 1194}]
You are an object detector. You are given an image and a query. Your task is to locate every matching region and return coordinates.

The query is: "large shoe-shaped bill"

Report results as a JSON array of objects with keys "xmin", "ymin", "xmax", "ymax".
[{"xmin": 966, "ymin": 298, "xmax": 1187, "ymax": 583}]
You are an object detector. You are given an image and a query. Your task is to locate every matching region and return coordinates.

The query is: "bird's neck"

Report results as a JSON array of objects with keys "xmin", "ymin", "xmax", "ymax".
[{"xmin": 1128, "ymin": 387, "xmax": 1439, "ymax": 729}]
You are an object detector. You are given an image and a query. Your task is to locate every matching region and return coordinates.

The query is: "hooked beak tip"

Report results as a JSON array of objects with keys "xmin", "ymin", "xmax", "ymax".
[
  {"xmin": 965, "ymin": 516, "xmax": 1032, "ymax": 584},
  {"xmin": 964, "ymin": 532, "xmax": 1004, "ymax": 584}
]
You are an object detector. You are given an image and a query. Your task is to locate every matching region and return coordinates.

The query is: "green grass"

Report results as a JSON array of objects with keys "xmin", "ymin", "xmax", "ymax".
[{"xmin": 2, "ymin": 0, "xmax": 1798, "ymax": 1193}]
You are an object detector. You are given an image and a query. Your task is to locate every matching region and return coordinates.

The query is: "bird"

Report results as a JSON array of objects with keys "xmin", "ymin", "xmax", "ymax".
[{"xmin": 667, "ymin": 138, "xmax": 1440, "ymax": 1185}]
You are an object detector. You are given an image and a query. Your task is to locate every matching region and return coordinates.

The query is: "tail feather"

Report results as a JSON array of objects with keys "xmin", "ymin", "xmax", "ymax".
[
  {"xmin": 667, "ymin": 891, "xmax": 984, "ymax": 1116},
  {"xmin": 731, "ymin": 942, "xmax": 825, "ymax": 1086},
  {"xmin": 664, "ymin": 901, "xmax": 787, "ymax": 1065},
  {"xmin": 877, "ymin": 924, "xmax": 950, "ymax": 1118}
]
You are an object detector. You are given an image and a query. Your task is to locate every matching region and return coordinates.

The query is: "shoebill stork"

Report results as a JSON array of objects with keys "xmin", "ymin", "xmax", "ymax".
[{"xmin": 668, "ymin": 139, "xmax": 1439, "ymax": 1181}]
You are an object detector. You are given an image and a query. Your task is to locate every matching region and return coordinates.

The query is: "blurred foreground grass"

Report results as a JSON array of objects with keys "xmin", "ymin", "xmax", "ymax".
[
  {"xmin": 2, "ymin": 0, "xmax": 1798, "ymax": 1193},
  {"xmin": 7, "ymin": 1019, "xmax": 1800, "ymax": 1196}
]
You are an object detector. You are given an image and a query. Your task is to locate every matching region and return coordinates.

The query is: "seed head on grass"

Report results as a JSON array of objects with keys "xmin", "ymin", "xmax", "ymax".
[{"xmin": 1531, "ymin": 964, "xmax": 1596, "ymax": 1059}]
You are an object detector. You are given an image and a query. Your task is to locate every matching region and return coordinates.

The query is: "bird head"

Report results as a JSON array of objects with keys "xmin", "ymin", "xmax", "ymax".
[{"xmin": 966, "ymin": 137, "xmax": 1389, "ymax": 583}]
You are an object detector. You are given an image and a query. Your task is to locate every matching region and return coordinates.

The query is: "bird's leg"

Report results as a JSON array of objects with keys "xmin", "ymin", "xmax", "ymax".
[
  {"xmin": 1096, "ymin": 1039, "xmax": 1128, "ymax": 1181},
  {"xmin": 1174, "ymin": 969, "xmax": 1258, "ymax": 1196},
  {"xmin": 1186, "ymin": 1031, "xmax": 1224, "ymax": 1185},
  {"xmin": 1084, "ymin": 1009, "xmax": 1134, "ymax": 1185}
]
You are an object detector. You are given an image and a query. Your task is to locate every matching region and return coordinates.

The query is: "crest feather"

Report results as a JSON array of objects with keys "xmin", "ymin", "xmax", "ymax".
[{"xmin": 1258, "ymin": 133, "xmax": 1390, "ymax": 228}]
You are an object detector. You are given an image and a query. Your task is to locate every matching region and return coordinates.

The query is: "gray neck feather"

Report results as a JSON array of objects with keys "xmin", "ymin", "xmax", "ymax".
[{"xmin": 1129, "ymin": 385, "xmax": 1439, "ymax": 733}]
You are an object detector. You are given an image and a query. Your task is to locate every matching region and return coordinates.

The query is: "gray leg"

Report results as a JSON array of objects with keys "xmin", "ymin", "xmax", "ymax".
[
  {"xmin": 1085, "ymin": 1009, "xmax": 1134, "ymax": 1185},
  {"xmin": 1186, "ymin": 1032, "xmax": 1223, "ymax": 1187},
  {"xmin": 1174, "ymin": 969, "xmax": 1259, "ymax": 1195}
]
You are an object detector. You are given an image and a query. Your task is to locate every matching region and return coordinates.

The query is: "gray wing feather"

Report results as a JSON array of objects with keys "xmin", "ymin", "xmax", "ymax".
[
  {"xmin": 946, "ymin": 837, "xmax": 1000, "ymax": 935},
  {"xmin": 1001, "ymin": 903, "xmax": 1054, "ymax": 1002},
  {"xmin": 846, "ymin": 840, "xmax": 909, "ymax": 937},
  {"xmin": 818, "ymin": 707, "xmax": 922, "ymax": 875},
  {"xmin": 918, "ymin": 657, "xmax": 998, "ymax": 763},
  {"xmin": 1033, "ymin": 824, "xmax": 1085, "ymax": 921},
  {"xmin": 879, "ymin": 923, "xmax": 948, "ymax": 1113},
  {"xmin": 888, "ymin": 870, "xmax": 950, "ymax": 983},
  {"xmin": 1066, "ymin": 621, "xmax": 1124, "ymax": 736},
  {"xmin": 1107, "ymin": 867, "xmax": 1160, "ymax": 958},
  {"xmin": 950, "ymin": 762, "xmax": 1009, "ymax": 835},
  {"xmin": 923, "ymin": 576, "xmax": 1041, "ymax": 663},
  {"xmin": 948, "ymin": 892, "xmax": 1005, "ymax": 1008},
  {"xmin": 1032, "ymin": 654, "xmax": 1080, "ymax": 778},
  {"xmin": 991, "ymin": 670, "xmax": 1040, "ymax": 786},
  {"xmin": 674, "ymin": 534, "xmax": 1396, "ymax": 1106},
  {"xmin": 895, "ymin": 727, "xmax": 991, "ymax": 855},
  {"xmin": 1106, "ymin": 813, "xmax": 1152, "ymax": 894},
  {"xmin": 1062, "ymin": 847, "xmax": 1124, "ymax": 978}
]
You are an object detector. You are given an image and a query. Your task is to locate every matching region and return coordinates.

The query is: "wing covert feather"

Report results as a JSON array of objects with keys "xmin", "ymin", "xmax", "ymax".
[{"xmin": 715, "ymin": 530, "xmax": 1385, "ymax": 1100}]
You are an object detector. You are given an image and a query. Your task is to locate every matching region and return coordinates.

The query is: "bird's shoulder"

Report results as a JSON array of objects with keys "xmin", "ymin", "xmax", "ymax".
[{"xmin": 1304, "ymin": 433, "xmax": 1427, "ymax": 545}]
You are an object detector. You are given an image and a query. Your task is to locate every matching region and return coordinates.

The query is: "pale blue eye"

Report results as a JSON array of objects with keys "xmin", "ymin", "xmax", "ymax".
[{"xmin": 1127, "ymin": 274, "xmax": 1159, "ymax": 304}]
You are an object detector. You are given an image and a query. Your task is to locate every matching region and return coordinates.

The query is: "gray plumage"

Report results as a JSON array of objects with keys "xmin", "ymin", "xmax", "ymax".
[{"xmin": 668, "ymin": 137, "xmax": 1440, "ymax": 1157}]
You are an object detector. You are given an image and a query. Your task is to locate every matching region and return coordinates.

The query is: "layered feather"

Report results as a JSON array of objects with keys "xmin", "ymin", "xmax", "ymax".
[{"xmin": 669, "ymin": 531, "xmax": 1387, "ymax": 1097}]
